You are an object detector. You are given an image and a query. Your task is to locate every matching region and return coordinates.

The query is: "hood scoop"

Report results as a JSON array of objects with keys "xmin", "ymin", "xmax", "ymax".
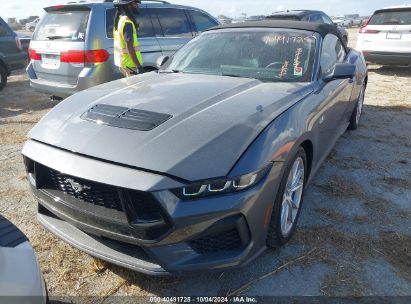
[{"xmin": 81, "ymin": 104, "xmax": 173, "ymax": 131}]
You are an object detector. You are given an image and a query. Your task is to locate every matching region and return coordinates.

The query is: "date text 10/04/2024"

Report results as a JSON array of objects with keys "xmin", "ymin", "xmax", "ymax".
[{"xmin": 149, "ymin": 297, "xmax": 258, "ymax": 303}]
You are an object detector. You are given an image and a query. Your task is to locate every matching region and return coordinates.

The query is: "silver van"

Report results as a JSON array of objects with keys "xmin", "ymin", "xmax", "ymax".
[{"xmin": 26, "ymin": 0, "xmax": 219, "ymax": 99}]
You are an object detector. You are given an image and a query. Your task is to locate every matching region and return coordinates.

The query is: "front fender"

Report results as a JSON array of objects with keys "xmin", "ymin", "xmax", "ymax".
[{"xmin": 228, "ymin": 96, "xmax": 316, "ymax": 178}]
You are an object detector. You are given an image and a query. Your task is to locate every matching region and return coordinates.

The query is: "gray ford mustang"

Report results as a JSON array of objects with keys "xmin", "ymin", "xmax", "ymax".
[{"xmin": 22, "ymin": 21, "xmax": 368, "ymax": 275}]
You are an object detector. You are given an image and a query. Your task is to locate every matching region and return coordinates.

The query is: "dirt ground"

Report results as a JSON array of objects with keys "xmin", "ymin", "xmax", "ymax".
[{"xmin": 0, "ymin": 28, "xmax": 410, "ymax": 300}]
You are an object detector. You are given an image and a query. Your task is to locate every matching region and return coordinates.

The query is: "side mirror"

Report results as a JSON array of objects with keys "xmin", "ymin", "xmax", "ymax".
[
  {"xmin": 323, "ymin": 63, "xmax": 356, "ymax": 82},
  {"xmin": 156, "ymin": 55, "xmax": 169, "ymax": 69}
]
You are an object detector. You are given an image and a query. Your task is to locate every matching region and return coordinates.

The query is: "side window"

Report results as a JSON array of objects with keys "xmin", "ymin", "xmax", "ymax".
[
  {"xmin": 0, "ymin": 24, "xmax": 7, "ymax": 36},
  {"xmin": 320, "ymin": 34, "xmax": 346, "ymax": 76},
  {"xmin": 106, "ymin": 8, "xmax": 155, "ymax": 38},
  {"xmin": 309, "ymin": 14, "xmax": 323, "ymax": 23},
  {"xmin": 136, "ymin": 9, "xmax": 155, "ymax": 38},
  {"xmin": 321, "ymin": 14, "xmax": 334, "ymax": 25},
  {"xmin": 106, "ymin": 8, "xmax": 115, "ymax": 38},
  {"xmin": 0, "ymin": 19, "xmax": 9, "ymax": 36},
  {"xmin": 153, "ymin": 8, "xmax": 192, "ymax": 37},
  {"xmin": 188, "ymin": 10, "xmax": 218, "ymax": 32}
]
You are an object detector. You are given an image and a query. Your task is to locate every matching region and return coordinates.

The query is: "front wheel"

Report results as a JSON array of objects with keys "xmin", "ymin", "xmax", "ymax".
[
  {"xmin": 347, "ymin": 84, "xmax": 365, "ymax": 130},
  {"xmin": 266, "ymin": 147, "xmax": 307, "ymax": 248}
]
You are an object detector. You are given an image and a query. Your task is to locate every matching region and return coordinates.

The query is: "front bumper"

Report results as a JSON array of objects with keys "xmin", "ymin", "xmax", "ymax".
[
  {"xmin": 362, "ymin": 51, "xmax": 411, "ymax": 66},
  {"xmin": 22, "ymin": 140, "xmax": 282, "ymax": 274}
]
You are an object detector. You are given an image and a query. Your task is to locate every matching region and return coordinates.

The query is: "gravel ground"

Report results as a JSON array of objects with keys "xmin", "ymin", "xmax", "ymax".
[{"xmin": 0, "ymin": 28, "xmax": 410, "ymax": 299}]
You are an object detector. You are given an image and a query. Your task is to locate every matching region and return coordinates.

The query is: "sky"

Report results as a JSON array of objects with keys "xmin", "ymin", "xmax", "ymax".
[{"xmin": 2, "ymin": 0, "xmax": 408, "ymax": 20}]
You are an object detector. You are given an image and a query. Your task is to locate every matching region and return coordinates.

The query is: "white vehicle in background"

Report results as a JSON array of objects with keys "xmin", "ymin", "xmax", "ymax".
[
  {"xmin": 332, "ymin": 16, "xmax": 352, "ymax": 27},
  {"xmin": 25, "ymin": 18, "xmax": 40, "ymax": 31},
  {"xmin": 356, "ymin": 5, "xmax": 411, "ymax": 66}
]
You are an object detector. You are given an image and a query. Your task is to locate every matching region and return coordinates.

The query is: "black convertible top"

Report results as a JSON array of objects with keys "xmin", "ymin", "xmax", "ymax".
[{"xmin": 207, "ymin": 20, "xmax": 342, "ymax": 39}]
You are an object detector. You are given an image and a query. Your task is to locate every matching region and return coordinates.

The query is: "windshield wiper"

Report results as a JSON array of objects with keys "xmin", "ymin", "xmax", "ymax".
[
  {"xmin": 159, "ymin": 69, "xmax": 183, "ymax": 74},
  {"xmin": 46, "ymin": 35, "xmax": 72, "ymax": 40},
  {"xmin": 221, "ymin": 73, "xmax": 242, "ymax": 78}
]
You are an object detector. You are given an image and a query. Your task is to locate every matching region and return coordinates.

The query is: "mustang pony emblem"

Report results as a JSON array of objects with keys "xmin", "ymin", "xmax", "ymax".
[{"xmin": 65, "ymin": 178, "xmax": 91, "ymax": 193}]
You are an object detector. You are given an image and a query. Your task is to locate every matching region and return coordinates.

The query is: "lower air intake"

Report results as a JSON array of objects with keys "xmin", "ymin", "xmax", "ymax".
[{"xmin": 188, "ymin": 229, "xmax": 243, "ymax": 254}]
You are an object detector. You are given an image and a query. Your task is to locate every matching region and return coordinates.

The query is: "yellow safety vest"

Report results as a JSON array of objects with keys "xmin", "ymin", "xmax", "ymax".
[{"xmin": 114, "ymin": 15, "xmax": 143, "ymax": 69}]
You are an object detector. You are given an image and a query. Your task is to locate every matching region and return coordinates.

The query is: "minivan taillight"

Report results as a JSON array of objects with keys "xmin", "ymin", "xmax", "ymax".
[
  {"xmin": 359, "ymin": 17, "xmax": 375, "ymax": 33},
  {"xmin": 60, "ymin": 50, "xmax": 109, "ymax": 64},
  {"xmin": 28, "ymin": 48, "xmax": 41, "ymax": 61}
]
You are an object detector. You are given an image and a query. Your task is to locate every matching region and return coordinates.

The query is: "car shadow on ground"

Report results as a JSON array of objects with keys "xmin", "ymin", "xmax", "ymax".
[
  {"xmin": 0, "ymin": 70, "xmax": 53, "ymax": 120},
  {"xmin": 367, "ymin": 65, "xmax": 411, "ymax": 77}
]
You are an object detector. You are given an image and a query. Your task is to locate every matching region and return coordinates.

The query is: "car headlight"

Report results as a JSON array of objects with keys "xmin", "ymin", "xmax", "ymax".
[{"xmin": 171, "ymin": 163, "xmax": 272, "ymax": 200}]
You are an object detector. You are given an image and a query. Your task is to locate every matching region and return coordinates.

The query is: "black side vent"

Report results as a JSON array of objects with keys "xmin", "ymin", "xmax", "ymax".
[
  {"xmin": 82, "ymin": 104, "xmax": 128, "ymax": 124},
  {"xmin": 82, "ymin": 104, "xmax": 172, "ymax": 131}
]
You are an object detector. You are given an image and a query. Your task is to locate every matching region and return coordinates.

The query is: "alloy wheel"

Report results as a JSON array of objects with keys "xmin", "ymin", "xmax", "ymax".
[{"xmin": 280, "ymin": 157, "xmax": 305, "ymax": 236}]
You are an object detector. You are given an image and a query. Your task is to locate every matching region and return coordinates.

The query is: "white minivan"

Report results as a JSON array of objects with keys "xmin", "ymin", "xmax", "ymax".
[{"xmin": 356, "ymin": 5, "xmax": 411, "ymax": 66}]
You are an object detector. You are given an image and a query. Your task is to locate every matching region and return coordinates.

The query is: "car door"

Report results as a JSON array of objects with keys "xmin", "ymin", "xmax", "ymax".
[
  {"xmin": 315, "ymin": 33, "xmax": 353, "ymax": 159},
  {"xmin": 150, "ymin": 8, "xmax": 194, "ymax": 57},
  {"xmin": 106, "ymin": 7, "xmax": 161, "ymax": 70}
]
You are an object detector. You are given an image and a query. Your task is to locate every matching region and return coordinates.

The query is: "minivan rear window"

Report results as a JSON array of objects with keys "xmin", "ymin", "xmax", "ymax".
[
  {"xmin": 369, "ymin": 9, "xmax": 411, "ymax": 25},
  {"xmin": 33, "ymin": 10, "xmax": 90, "ymax": 41}
]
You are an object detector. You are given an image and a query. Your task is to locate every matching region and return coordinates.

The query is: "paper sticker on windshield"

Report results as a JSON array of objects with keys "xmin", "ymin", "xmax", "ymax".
[
  {"xmin": 293, "ymin": 48, "xmax": 303, "ymax": 76},
  {"xmin": 294, "ymin": 67, "xmax": 303, "ymax": 76}
]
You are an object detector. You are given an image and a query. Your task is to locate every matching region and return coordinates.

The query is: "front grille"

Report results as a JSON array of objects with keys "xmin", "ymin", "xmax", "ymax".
[
  {"xmin": 47, "ymin": 169, "xmax": 123, "ymax": 211},
  {"xmin": 188, "ymin": 229, "xmax": 243, "ymax": 254},
  {"xmin": 31, "ymin": 161, "xmax": 172, "ymax": 241}
]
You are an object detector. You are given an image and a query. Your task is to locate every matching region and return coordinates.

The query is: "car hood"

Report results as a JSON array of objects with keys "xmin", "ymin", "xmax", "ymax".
[{"xmin": 29, "ymin": 72, "xmax": 313, "ymax": 181}]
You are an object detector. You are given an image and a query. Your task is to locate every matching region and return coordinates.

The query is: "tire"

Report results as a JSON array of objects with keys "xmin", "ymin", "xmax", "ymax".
[
  {"xmin": 266, "ymin": 147, "xmax": 307, "ymax": 248},
  {"xmin": 0, "ymin": 65, "xmax": 7, "ymax": 91},
  {"xmin": 347, "ymin": 84, "xmax": 366, "ymax": 130},
  {"xmin": 343, "ymin": 36, "xmax": 348, "ymax": 46}
]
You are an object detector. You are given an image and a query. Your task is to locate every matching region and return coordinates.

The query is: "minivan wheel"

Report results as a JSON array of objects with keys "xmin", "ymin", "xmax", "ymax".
[
  {"xmin": 266, "ymin": 147, "xmax": 307, "ymax": 248},
  {"xmin": 348, "ymin": 84, "xmax": 365, "ymax": 130},
  {"xmin": 0, "ymin": 65, "xmax": 7, "ymax": 91}
]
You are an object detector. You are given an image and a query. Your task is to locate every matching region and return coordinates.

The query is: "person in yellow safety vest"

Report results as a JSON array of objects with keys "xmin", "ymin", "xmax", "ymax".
[{"xmin": 113, "ymin": 0, "xmax": 144, "ymax": 77}]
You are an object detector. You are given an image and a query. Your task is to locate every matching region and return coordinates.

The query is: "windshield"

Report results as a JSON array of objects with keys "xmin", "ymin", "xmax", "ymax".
[
  {"xmin": 33, "ymin": 10, "xmax": 89, "ymax": 41},
  {"xmin": 164, "ymin": 29, "xmax": 317, "ymax": 82},
  {"xmin": 369, "ymin": 9, "xmax": 411, "ymax": 25}
]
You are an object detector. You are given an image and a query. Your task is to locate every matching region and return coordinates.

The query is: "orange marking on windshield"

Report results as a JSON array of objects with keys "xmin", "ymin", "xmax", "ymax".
[
  {"xmin": 293, "ymin": 48, "xmax": 303, "ymax": 76},
  {"xmin": 279, "ymin": 61, "xmax": 289, "ymax": 79}
]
